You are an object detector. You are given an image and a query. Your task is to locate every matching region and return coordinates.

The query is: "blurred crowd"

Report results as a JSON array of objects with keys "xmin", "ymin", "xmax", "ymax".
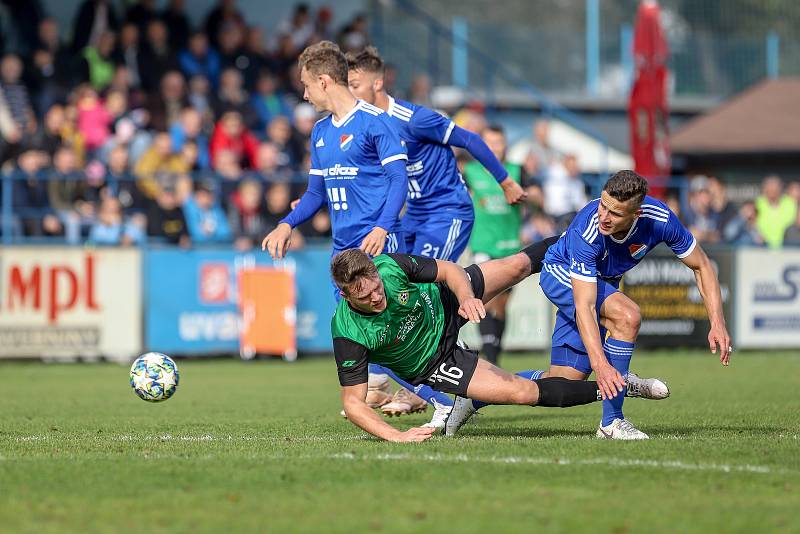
[{"xmin": 1, "ymin": 1, "xmax": 797, "ymax": 252}]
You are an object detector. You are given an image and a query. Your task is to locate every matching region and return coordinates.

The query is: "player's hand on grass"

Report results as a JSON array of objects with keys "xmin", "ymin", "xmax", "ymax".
[
  {"xmin": 261, "ymin": 223, "xmax": 293, "ymax": 259},
  {"xmin": 389, "ymin": 426, "xmax": 436, "ymax": 443},
  {"xmin": 708, "ymin": 324, "xmax": 732, "ymax": 366},
  {"xmin": 458, "ymin": 297, "xmax": 486, "ymax": 324},
  {"xmin": 360, "ymin": 227, "xmax": 388, "ymax": 256},
  {"xmin": 595, "ymin": 363, "xmax": 626, "ymax": 400},
  {"xmin": 500, "ymin": 177, "xmax": 528, "ymax": 205}
]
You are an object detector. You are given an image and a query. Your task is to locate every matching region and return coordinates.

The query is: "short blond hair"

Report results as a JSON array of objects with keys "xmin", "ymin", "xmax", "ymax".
[
  {"xmin": 298, "ymin": 41, "xmax": 348, "ymax": 85},
  {"xmin": 331, "ymin": 249, "xmax": 378, "ymax": 296}
]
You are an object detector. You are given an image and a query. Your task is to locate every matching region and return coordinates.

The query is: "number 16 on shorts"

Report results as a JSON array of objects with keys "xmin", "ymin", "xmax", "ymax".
[{"xmin": 428, "ymin": 363, "xmax": 464, "ymax": 387}]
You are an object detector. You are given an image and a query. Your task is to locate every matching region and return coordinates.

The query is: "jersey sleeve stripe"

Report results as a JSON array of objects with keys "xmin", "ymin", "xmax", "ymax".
[
  {"xmin": 309, "ymin": 169, "xmax": 324, "ymax": 176},
  {"xmin": 582, "ymin": 214, "xmax": 599, "ymax": 239},
  {"xmin": 393, "ymin": 114, "xmax": 411, "ymax": 123},
  {"xmin": 639, "ymin": 214, "xmax": 669, "ymax": 223},
  {"xmin": 442, "ymin": 121, "xmax": 456, "ymax": 144},
  {"xmin": 641, "ymin": 204, "xmax": 670, "ymax": 215},
  {"xmin": 675, "ymin": 237, "xmax": 697, "ymax": 259},
  {"xmin": 569, "ymin": 272, "xmax": 597, "ymax": 283},
  {"xmin": 381, "ymin": 154, "xmax": 409, "ymax": 165}
]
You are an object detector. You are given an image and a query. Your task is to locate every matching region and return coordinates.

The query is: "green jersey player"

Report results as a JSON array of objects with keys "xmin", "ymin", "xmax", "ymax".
[
  {"xmin": 331, "ymin": 238, "xmax": 628, "ymax": 442},
  {"xmin": 463, "ymin": 125, "xmax": 536, "ymax": 364}
]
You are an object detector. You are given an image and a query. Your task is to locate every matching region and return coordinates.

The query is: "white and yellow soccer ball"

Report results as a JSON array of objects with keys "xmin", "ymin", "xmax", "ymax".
[{"xmin": 129, "ymin": 352, "xmax": 180, "ymax": 402}]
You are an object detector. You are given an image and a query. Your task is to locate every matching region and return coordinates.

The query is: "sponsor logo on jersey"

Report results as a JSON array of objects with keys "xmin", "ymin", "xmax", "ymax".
[
  {"xmin": 341, "ymin": 360, "xmax": 356, "ymax": 367},
  {"xmin": 398, "ymin": 291, "xmax": 409, "ymax": 305},
  {"xmin": 406, "ymin": 160, "xmax": 424, "ymax": 176},
  {"xmin": 340, "ymin": 134, "xmax": 354, "ymax": 151},
  {"xmin": 322, "ymin": 164, "xmax": 359, "ymax": 178},
  {"xmin": 629, "ymin": 243, "xmax": 648, "ymax": 259},
  {"xmin": 315, "ymin": 138, "xmax": 325, "ymax": 148}
]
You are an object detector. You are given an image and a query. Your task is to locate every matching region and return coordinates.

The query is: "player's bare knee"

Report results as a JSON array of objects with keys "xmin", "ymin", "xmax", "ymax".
[
  {"xmin": 617, "ymin": 302, "xmax": 641, "ymax": 339},
  {"xmin": 511, "ymin": 381, "xmax": 539, "ymax": 405},
  {"xmin": 509, "ymin": 253, "xmax": 530, "ymax": 281}
]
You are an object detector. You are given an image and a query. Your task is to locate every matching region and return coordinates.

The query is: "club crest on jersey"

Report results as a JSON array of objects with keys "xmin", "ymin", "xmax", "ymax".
[
  {"xmin": 629, "ymin": 243, "xmax": 648, "ymax": 259},
  {"xmin": 398, "ymin": 291, "xmax": 409, "ymax": 305},
  {"xmin": 339, "ymin": 134, "xmax": 354, "ymax": 151}
]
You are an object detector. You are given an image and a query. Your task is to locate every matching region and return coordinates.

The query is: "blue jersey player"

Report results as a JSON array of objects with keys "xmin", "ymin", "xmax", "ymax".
[
  {"xmin": 444, "ymin": 171, "xmax": 732, "ymax": 439},
  {"xmin": 263, "ymin": 42, "xmax": 408, "ymax": 261},
  {"xmin": 346, "ymin": 47, "xmax": 527, "ymax": 261}
]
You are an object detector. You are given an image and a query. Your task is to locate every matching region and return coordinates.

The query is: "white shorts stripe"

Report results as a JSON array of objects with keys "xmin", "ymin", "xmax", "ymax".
[
  {"xmin": 441, "ymin": 218, "xmax": 462, "ymax": 260},
  {"xmin": 549, "ymin": 264, "xmax": 572, "ymax": 285},
  {"xmin": 545, "ymin": 265, "xmax": 573, "ymax": 288}
]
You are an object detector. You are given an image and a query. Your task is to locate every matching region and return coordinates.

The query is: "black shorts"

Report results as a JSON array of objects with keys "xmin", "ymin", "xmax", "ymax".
[{"xmin": 408, "ymin": 264, "xmax": 485, "ymax": 396}]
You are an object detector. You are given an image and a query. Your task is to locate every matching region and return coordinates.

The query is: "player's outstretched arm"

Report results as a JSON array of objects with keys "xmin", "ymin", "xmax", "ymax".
[
  {"xmin": 679, "ymin": 245, "xmax": 732, "ymax": 365},
  {"xmin": 572, "ymin": 279, "xmax": 626, "ymax": 399},
  {"xmin": 341, "ymin": 384, "xmax": 435, "ymax": 442},
  {"xmin": 434, "ymin": 260, "xmax": 486, "ymax": 323}
]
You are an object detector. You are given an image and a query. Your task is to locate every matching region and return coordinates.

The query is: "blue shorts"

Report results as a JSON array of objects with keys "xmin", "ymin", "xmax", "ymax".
[
  {"xmin": 402, "ymin": 214, "xmax": 474, "ymax": 262},
  {"xmin": 331, "ymin": 230, "xmax": 406, "ymax": 300},
  {"xmin": 539, "ymin": 262, "xmax": 620, "ymax": 374}
]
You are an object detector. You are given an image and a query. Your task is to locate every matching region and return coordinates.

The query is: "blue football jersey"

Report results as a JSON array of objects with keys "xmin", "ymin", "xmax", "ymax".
[
  {"xmin": 309, "ymin": 100, "xmax": 408, "ymax": 251},
  {"xmin": 385, "ymin": 96, "xmax": 472, "ymax": 218},
  {"xmin": 543, "ymin": 196, "xmax": 696, "ymax": 284}
]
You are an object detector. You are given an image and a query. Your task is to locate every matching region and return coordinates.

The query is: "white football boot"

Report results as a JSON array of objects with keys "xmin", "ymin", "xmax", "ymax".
[
  {"xmin": 443, "ymin": 396, "xmax": 477, "ymax": 436},
  {"xmin": 421, "ymin": 399, "xmax": 453, "ymax": 430},
  {"xmin": 625, "ymin": 372, "xmax": 670, "ymax": 400},
  {"xmin": 596, "ymin": 418, "xmax": 649, "ymax": 440}
]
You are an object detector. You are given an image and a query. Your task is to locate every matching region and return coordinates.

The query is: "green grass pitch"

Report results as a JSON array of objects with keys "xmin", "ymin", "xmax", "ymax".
[{"xmin": 1, "ymin": 351, "xmax": 798, "ymax": 533}]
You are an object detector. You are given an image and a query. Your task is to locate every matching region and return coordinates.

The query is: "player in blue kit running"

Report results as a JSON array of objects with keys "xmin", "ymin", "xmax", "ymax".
[
  {"xmin": 262, "ymin": 41, "xmax": 408, "ymax": 262},
  {"xmin": 345, "ymin": 47, "xmax": 528, "ymax": 424},
  {"xmin": 444, "ymin": 171, "xmax": 732, "ymax": 439}
]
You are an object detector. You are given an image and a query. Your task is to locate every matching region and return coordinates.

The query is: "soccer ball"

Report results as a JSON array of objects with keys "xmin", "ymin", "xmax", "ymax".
[{"xmin": 129, "ymin": 352, "xmax": 179, "ymax": 402}]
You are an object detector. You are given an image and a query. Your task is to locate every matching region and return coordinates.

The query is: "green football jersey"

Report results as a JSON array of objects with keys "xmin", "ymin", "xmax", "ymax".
[
  {"xmin": 331, "ymin": 255, "xmax": 445, "ymax": 382},
  {"xmin": 464, "ymin": 161, "xmax": 522, "ymax": 258}
]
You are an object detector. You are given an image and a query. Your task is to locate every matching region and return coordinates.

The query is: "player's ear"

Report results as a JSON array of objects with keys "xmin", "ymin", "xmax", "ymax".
[{"xmin": 374, "ymin": 76, "xmax": 384, "ymax": 93}]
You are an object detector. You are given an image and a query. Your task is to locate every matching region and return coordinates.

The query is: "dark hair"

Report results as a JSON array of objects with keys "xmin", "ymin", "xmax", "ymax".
[
  {"xmin": 331, "ymin": 249, "xmax": 378, "ymax": 295},
  {"xmin": 485, "ymin": 124, "xmax": 505, "ymax": 136},
  {"xmin": 345, "ymin": 46, "xmax": 384, "ymax": 75},
  {"xmin": 603, "ymin": 170, "xmax": 649, "ymax": 204},
  {"xmin": 298, "ymin": 41, "xmax": 349, "ymax": 85}
]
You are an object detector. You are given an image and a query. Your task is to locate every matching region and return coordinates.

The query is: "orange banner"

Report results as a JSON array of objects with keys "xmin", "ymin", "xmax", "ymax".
[{"xmin": 238, "ymin": 268, "xmax": 296, "ymax": 359}]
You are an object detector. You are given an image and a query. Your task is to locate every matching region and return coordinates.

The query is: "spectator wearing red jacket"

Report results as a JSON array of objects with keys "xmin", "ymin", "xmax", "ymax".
[{"xmin": 209, "ymin": 109, "xmax": 258, "ymax": 169}]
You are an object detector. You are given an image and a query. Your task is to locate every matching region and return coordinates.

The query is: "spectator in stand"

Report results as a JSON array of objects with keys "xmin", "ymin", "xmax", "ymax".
[
  {"xmin": 509, "ymin": 118, "xmax": 560, "ymax": 173},
  {"xmin": 209, "ymin": 110, "xmax": 258, "ymax": 169},
  {"xmin": 75, "ymin": 86, "xmax": 112, "ymax": 153},
  {"xmin": 290, "ymin": 102, "xmax": 316, "ymax": 156},
  {"xmin": 227, "ymin": 178, "xmax": 266, "ymax": 250},
  {"xmin": 212, "ymin": 68, "xmax": 255, "ymax": 123},
  {"xmin": 665, "ymin": 194, "xmax": 682, "ymax": 220},
  {"xmin": 521, "ymin": 212, "xmax": 557, "ymax": 245},
  {"xmin": 240, "ymin": 26, "xmax": 271, "ymax": 90},
  {"xmin": 105, "ymin": 144, "xmax": 147, "ymax": 212},
  {"xmin": 707, "ymin": 175, "xmax": 737, "ymax": 233},
  {"xmin": 179, "ymin": 32, "xmax": 221, "ymax": 89},
  {"xmin": 187, "ymin": 74, "xmax": 214, "ymax": 126},
  {"xmin": 134, "ymin": 132, "xmax": 190, "ymax": 198},
  {"xmin": 262, "ymin": 181, "xmax": 306, "ymax": 247},
  {"xmin": 786, "ymin": 180, "xmax": 800, "ymax": 207},
  {"xmin": 338, "ymin": 13, "xmax": 369, "ymax": 54},
  {"xmin": 314, "ymin": 6, "xmax": 334, "ymax": 41},
  {"xmin": 204, "ymin": 0, "xmax": 245, "ymax": 50},
  {"xmin": 755, "ymin": 175, "xmax": 797, "ymax": 249},
  {"xmin": 217, "ymin": 22, "xmax": 246, "ymax": 72},
  {"xmin": 87, "ymin": 196, "xmax": 145, "ymax": 245},
  {"xmin": 147, "ymin": 70, "xmax": 187, "ymax": 132},
  {"xmin": 161, "ymin": 0, "xmax": 191, "ymax": 52},
  {"xmin": 541, "ymin": 153, "xmax": 587, "ymax": 231},
  {"xmin": 278, "ymin": 4, "xmax": 315, "ymax": 54},
  {"xmin": 724, "ymin": 201, "xmax": 765, "ymax": 247},
  {"xmin": 254, "ymin": 141, "xmax": 291, "ymax": 183},
  {"xmin": 170, "ymin": 107, "xmax": 210, "ymax": 170},
  {"xmin": 125, "ymin": 0, "xmax": 157, "ymax": 37},
  {"xmin": 784, "ymin": 209, "xmax": 800, "ymax": 247},
  {"xmin": 272, "ymin": 34, "xmax": 299, "ymax": 91},
  {"xmin": 28, "ymin": 103, "xmax": 67, "ymax": 157},
  {"xmin": 139, "ymin": 19, "xmax": 178, "ymax": 93},
  {"xmin": 71, "ymin": 0, "xmax": 118, "ymax": 54},
  {"xmin": 46, "ymin": 146, "xmax": 92, "ymax": 244},
  {"xmin": 114, "ymin": 22, "xmax": 142, "ymax": 89},
  {"xmin": 1, "ymin": 54, "xmax": 36, "ymax": 141},
  {"xmin": 265, "ymin": 115, "xmax": 297, "ymax": 170},
  {"xmin": 27, "ymin": 18, "xmax": 73, "ymax": 115},
  {"xmin": 182, "ymin": 179, "xmax": 232, "ymax": 244},
  {"xmin": 407, "ymin": 72, "xmax": 432, "ymax": 107},
  {"xmin": 147, "ymin": 179, "xmax": 190, "ymax": 246},
  {"xmin": 0, "ymin": 90, "xmax": 22, "ymax": 165},
  {"xmin": 79, "ymin": 30, "xmax": 117, "ymax": 92},
  {"xmin": 9, "ymin": 149, "xmax": 59, "ymax": 237},
  {"xmin": 684, "ymin": 176, "xmax": 720, "ymax": 244},
  {"xmin": 251, "ymin": 71, "xmax": 293, "ymax": 131}
]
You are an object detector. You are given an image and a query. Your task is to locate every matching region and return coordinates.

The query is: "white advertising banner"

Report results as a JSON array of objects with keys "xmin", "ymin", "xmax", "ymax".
[
  {"xmin": 459, "ymin": 274, "xmax": 552, "ymax": 351},
  {"xmin": 736, "ymin": 248, "xmax": 800, "ymax": 348},
  {"xmin": 0, "ymin": 247, "xmax": 142, "ymax": 358}
]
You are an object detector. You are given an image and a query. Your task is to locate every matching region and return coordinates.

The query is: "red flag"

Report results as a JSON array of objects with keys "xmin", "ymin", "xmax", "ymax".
[{"xmin": 628, "ymin": 0, "xmax": 671, "ymax": 199}]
